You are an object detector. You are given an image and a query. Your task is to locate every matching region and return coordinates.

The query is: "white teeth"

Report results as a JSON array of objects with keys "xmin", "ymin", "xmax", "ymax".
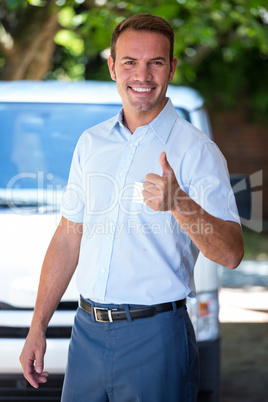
[{"xmin": 132, "ymin": 87, "xmax": 153, "ymax": 92}]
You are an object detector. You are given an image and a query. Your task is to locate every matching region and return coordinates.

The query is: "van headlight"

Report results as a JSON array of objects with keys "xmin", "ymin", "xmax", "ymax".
[{"xmin": 187, "ymin": 291, "xmax": 220, "ymax": 342}]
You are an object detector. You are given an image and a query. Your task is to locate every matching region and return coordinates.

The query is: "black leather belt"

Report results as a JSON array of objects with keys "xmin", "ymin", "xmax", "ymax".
[{"xmin": 80, "ymin": 296, "xmax": 186, "ymax": 323}]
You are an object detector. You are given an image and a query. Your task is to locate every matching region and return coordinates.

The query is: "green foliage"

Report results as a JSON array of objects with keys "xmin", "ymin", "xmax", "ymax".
[
  {"xmin": 54, "ymin": 30, "xmax": 85, "ymax": 56},
  {"xmin": 1, "ymin": 0, "xmax": 268, "ymax": 122},
  {"xmin": 3, "ymin": 0, "xmax": 27, "ymax": 10},
  {"xmin": 243, "ymin": 227, "xmax": 268, "ymax": 260}
]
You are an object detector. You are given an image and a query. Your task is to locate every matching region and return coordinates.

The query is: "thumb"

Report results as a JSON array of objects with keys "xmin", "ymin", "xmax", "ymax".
[
  {"xmin": 159, "ymin": 152, "xmax": 173, "ymax": 177},
  {"xmin": 35, "ymin": 353, "xmax": 44, "ymax": 374}
]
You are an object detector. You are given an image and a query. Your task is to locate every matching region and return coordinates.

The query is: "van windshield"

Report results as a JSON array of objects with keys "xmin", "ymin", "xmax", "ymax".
[{"xmin": 0, "ymin": 102, "xmax": 188, "ymax": 209}]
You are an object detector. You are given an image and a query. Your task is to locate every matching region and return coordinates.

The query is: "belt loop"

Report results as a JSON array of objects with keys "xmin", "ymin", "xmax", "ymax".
[
  {"xmin": 124, "ymin": 304, "xmax": 133, "ymax": 322},
  {"xmin": 90, "ymin": 300, "xmax": 96, "ymax": 322},
  {"xmin": 172, "ymin": 301, "xmax": 177, "ymax": 315}
]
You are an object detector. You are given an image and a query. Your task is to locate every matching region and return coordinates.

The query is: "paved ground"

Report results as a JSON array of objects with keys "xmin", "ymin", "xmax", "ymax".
[{"xmin": 218, "ymin": 260, "xmax": 268, "ymax": 402}]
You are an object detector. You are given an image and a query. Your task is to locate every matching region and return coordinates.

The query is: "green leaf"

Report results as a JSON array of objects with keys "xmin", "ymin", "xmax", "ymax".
[
  {"xmin": 27, "ymin": 0, "xmax": 46, "ymax": 6},
  {"xmin": 58, "ymin": 7, "xmax": 76, "ymax": 28},
  {"xmin": 54, "ymin": 29, "xmax": 85, "ymax": 56}
]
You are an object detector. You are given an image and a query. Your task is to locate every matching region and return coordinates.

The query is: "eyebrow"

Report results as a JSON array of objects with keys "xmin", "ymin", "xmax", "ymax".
[{"xmin": 120, "ymin": 56, "xmax": 168, "ymax": 62}]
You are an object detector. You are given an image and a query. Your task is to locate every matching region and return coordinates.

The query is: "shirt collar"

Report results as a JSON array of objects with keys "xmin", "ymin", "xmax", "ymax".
[
  {"xmin": 149, "ymin": 98, "xmax": 178, "ymax": 144},
  {"xmin": 108, "ymin": 97, "xmax": 178, "ymax": 143},
  {"xmin": 105, "ymin": 109, "xmax": 124, "ymax": 137}
]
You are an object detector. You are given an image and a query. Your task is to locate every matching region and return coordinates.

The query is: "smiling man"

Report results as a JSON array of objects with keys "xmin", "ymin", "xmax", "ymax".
[
  {"xmin": 20, "ymin": 14, "xmax": 244, "ymax": 402},
  {"xmin": 108, "ymin": 28, "xmax": 177, "ymax": 130}
]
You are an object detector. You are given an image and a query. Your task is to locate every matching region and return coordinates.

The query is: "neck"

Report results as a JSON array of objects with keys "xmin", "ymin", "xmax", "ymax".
[
  {"xmin": 123, "ymin": 100, "xmax": 167, "ymax": 134},
  {"xmin": 123, "ymin": 111, "xmax": 155, "ymax": 134}
]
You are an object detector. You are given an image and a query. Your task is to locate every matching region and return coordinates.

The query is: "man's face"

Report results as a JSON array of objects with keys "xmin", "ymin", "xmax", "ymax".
[{"xmin": 108, "ymin": 29, "xmax": 177, "ymax": 119}]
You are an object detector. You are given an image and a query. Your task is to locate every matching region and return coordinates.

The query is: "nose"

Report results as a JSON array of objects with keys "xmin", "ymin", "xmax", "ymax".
[{"xmin": 134, "ymin": 62, "xmax": 152, "ymax": 82}]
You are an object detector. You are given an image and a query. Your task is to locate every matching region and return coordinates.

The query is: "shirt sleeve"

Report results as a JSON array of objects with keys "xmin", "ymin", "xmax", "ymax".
[
  {"xmin": 182, "ymin": 141, "xmax": 241, "ymax": 225},
  {"xmin": 61, "ymin": 135, "xmax": 85, "ymax": 223}
]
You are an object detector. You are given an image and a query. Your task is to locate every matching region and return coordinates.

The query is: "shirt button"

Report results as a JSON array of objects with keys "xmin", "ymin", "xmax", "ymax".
[
  {"xmin": 101, "ymin": 268, "xmax": 106, "ymax": 273},
  {"xmin": 120, "ymin": 172, "xmax": 124, "ymax": 177}
]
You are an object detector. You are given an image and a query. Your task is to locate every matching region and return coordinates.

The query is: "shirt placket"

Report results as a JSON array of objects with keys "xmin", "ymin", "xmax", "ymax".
[{"xmin": 93, "ymin": 127, "xmax": 147, "ymax": 300}]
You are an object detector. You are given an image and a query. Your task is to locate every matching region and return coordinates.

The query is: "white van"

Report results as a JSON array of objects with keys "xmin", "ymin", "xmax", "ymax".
[{"xmin": 0, "ymin": 81, "xmax": 245, "ymax": 401}]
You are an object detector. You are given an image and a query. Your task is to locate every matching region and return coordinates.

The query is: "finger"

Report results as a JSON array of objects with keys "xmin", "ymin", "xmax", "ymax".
[
  {"xmin": 144, "ymin": 172, "xmax": 162, "ymax": 184},
  {"xmin": 143, "ymin": 197, "xmax": 160, "ymax": 212},
  {"xmin": 142, "ymin": 189, "xmax": 161, "ymax": 201},
  {"xmin": 35, "ymin": 370, "xmax": 49, "ymax": 379},
  {"xmin": 35, "ymin": 372, "xmax": 49, "ymax": 383},
  {"xmin": 27, "ymin": 370, "xmax": 49, "ymax": 389},
  {"xmin": 143, "ymin": 190, "xmax": 162, "ymax": 211},
  {"xmin": 23, "ymin": 356, "xmax": 48, "ymax": 389},
  {"xmin": 35, "ymin": 351, "xmax": 44, "ymax": 375},
  {"xmin": 143, "ymin": 181, "xmax": 162, "ymax": 195},
  {"xmin": 23, "ymin": 359, "xmax": 39, "ymax": 388},
  {"xmin": 25, "ymin": 371, "xmax": 40, "ymax": 389},
  {"xmin": 159, "ymin": 152, "xmax": 173, "ymax": 177}
]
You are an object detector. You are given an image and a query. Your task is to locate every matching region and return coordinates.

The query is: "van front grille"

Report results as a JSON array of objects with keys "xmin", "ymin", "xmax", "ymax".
[{"xmin": 0, "ymin": 374, "xmax": 63, "ymax": 401}]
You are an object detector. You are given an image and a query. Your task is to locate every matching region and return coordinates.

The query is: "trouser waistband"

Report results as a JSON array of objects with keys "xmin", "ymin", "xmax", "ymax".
[{"xmin": 80, "ymin": 296, "xmax": 186, "ymax": 323}]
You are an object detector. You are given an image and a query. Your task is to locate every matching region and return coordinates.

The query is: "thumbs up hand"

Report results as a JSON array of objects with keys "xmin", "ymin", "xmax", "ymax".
[
  {"xmin": 142, "ymin": 152, "xmax": 180, "ymax": 212},
  {"xmin": 159, "ymin": 151, "xmax": 174, "ymax": 178}
]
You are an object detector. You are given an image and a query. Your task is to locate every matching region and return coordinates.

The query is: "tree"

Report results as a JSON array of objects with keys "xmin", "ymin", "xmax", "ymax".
[
  {"xmin": 0, "ymin": 0, "xmax": 136, "ymax": 80},
  {"xmin": 0, "ymin": 0, "xmax": 268, "ymax": 121},
  {"xmin": 0, "ymin": 0, "xmax": 60, "ymax": 80}
]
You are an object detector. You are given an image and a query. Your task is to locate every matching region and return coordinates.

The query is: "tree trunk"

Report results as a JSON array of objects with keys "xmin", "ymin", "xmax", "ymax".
[{"xmin": 0, "ymin": 0, "xmax": 60, "ymax": 80}]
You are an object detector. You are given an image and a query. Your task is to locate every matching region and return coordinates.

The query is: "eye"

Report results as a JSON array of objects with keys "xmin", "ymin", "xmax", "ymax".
[
  {"xmin": 152, "ymin": 60, "xmax": 163, "ymax": 65},
  {"xmin": 125, "ymin": 60, "xmax": 135, "ymax": 65}
]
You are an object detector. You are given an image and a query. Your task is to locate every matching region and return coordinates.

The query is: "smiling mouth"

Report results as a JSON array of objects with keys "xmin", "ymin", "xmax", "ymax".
[{"xmin": 129, "ymin": 87, "xmax": 155, "ymax": 93}]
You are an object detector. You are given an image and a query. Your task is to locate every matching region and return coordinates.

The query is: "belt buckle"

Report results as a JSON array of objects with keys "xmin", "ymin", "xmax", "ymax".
[{"xmin": 93, "ymin": 307, "xmax": 114, "ymax": 322}]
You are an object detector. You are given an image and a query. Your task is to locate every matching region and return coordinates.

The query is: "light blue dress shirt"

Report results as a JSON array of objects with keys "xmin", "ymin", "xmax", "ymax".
[{"xmin": 62, "ymin": 98, "xmax": 240, "ymax": 305}]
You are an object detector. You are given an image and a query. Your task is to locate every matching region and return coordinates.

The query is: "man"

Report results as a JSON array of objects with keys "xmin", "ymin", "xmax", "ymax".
[{"xmin": 20, "ymin": 13, "xmax": 244, "ymax": 401}]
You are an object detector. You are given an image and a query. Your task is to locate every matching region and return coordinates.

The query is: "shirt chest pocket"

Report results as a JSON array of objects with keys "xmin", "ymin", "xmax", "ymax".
[
  {"xmin": 126, "ymin": 184, "xmax": 173, "ymax": 235},
  {"xmin": 82, "ymin": 171, "xmax": 119, "ymax": 215}
]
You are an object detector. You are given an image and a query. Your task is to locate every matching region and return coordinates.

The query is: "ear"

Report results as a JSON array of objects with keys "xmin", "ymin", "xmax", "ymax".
[
  {"xmin": 108, "ymin": 55, "xmax": 116, "ymax": 81},
  {"xmin": 168, "ymin": 57, "xmax": 178, "ymax": 82}
]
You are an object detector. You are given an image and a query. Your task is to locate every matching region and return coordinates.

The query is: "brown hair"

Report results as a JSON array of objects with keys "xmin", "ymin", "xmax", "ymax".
[{"xmin": 110, "ymin": 13, "xmax": 174, "ymax": 63}]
